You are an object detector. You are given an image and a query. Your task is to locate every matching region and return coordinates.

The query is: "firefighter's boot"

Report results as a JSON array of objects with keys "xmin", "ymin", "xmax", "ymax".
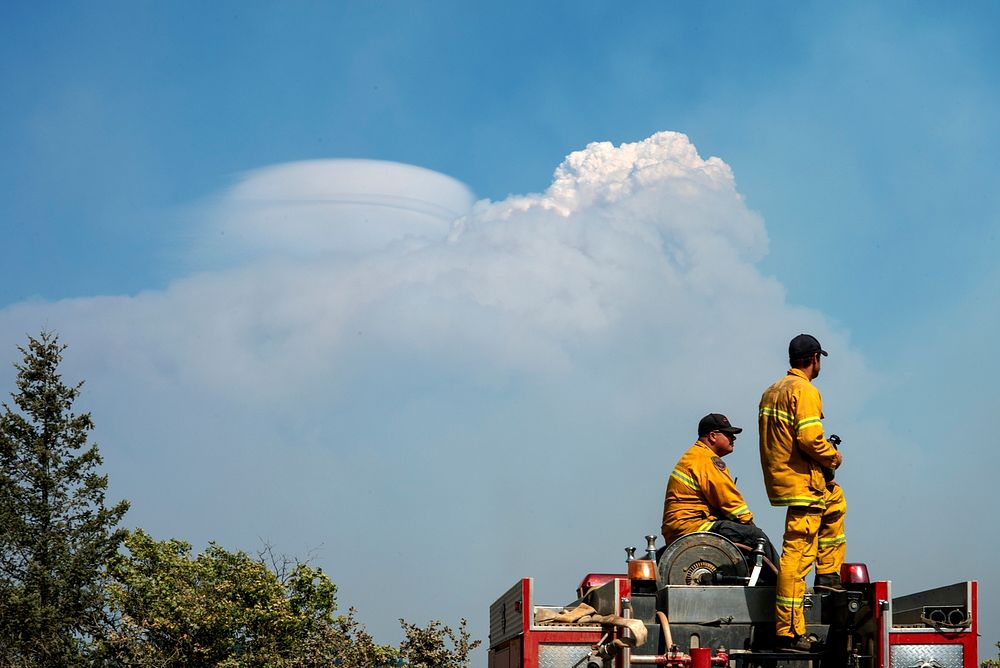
[{"xmin": 814, "ymin": 572, "xmax": 845, "ymax": 593}]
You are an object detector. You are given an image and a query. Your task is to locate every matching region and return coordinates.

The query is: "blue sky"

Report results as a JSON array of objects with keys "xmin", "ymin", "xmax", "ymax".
[{"xmin": 2, "ymin": 2, "xmax": 999, "ymax": 663}]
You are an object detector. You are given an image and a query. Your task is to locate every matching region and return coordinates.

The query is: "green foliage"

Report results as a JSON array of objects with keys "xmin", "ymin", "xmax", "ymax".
[
  {"xmin": 0, "ymin": 333, "xmax": 481, "ymax": 667},
  {"xmin": 0, "ymin": 332, "xmax": 129, "ymax": 666},
  {"xmin": 299, "ymin": 606, "xmax": 401, "ymax": 668},
  {"xmin": 399, "ymin": 618, "xmax": 480, "ymax": 668},
  {"xmin": 982, "ymin": 641, "xmax": 1000, "ymax": 668},
  {"xmin": 99, "ymin": 530, "xmax": 399, "ymax": 668}
]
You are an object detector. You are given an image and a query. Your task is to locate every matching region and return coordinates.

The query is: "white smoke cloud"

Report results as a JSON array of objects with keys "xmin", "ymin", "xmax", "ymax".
[
  {"xmin": 203, "ymin": 159, "xmax": 476, "ymax": 257},
  {"xmin": 0, "ymin": 131, "xmax": 883, "ymax": 655}
]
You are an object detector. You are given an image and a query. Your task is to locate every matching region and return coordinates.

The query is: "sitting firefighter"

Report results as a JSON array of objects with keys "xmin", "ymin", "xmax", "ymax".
[{"xmin": 661, "ymin": 413, "xmax": 779, "ymax": 571}]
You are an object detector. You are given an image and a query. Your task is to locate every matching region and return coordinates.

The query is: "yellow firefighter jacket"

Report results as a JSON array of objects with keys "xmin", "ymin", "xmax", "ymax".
[
  {"xmin": 661, "ymin": 441, "xmax": 752, "ymax": 545},
  {"xmin": 758, "ymin": 368, "xmax": 841, "ymax": 508}
]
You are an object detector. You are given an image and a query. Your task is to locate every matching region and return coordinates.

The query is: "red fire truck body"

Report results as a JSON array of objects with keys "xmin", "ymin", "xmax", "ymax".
[{"xmin": 488, "ymin": 533, "xmax": 978, "ymax": 668}]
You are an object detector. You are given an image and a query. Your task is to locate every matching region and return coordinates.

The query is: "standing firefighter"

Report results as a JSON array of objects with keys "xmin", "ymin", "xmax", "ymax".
[{"xmin": 759, "ymin": 334, "xmax": 847, "ymax": 653}]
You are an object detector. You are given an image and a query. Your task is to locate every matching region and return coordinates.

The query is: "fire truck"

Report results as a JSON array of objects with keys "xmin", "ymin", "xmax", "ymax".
[{"xmin": 488, "ymin": 532, "xmax": 978, "ymax": 667}]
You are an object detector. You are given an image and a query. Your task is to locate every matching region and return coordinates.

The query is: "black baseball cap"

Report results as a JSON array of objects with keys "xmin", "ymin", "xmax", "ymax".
[
  {"xmin": 698, "ymin": 413, "xmax": 743, "ymax": 437},
  {"xmin": 789, "ymin": 334, "xmax": 828, "ymax": 359}
]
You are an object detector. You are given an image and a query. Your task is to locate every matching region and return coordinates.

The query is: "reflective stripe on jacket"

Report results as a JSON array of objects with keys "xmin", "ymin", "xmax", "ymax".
[
  {"xmin": 758, "ymin": 368, "xmax": 840, "ymax": 508},
  {"xmin": 661, "ymin": 441, "xmax": 752, "ymax": 545}
]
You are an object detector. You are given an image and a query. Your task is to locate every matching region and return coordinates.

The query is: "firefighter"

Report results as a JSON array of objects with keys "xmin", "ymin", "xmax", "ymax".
[
  {"xmin": 759, "ymin": 334, "xmax": 847, "ymax": 653},
  {"xmin": 661, "ymin": 413, "xmax": 779, "ymax": 568}
]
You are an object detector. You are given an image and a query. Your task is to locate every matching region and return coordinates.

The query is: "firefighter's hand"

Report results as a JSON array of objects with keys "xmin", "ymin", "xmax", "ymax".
[{"xmin": 832, "ymin": 451, "xmax": 843, "ymax": 469}]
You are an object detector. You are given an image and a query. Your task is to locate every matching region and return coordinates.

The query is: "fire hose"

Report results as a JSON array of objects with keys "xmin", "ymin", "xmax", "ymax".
[
  {"xmin": 919, "ymin": 611, "xmax": 972, "ymax": 630},
  {"xmin": 535, "ymin": 596, "xmax": 729, "ymax": 667},
  {"xmin": 534, "ymin": 602, "xmax": 648, "ymax": 647},
  {"xmin": 591, "ymin": 606, "xmax": 726, "ymax": 667}
]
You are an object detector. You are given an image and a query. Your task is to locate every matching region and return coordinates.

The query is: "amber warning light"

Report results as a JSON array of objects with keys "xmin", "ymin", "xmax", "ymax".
[{"xmin": 628, "ymin": 559, "xmax": 656, "ymax": 581}]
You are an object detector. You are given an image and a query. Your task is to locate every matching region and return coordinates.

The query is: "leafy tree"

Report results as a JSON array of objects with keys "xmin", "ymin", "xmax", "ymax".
[
  {"xmin": 982, "ymin": 641, "xmax": 1000, "ymax": 668},
  {"xmin": 100, "ymin": 530, "xmax": 399, "ymax": 668},
  {"xmin": 0, "ymin": 333, "xmax": 483, "ymax": 666},
  {"xmin": 399, "ymin": 618, "xmax": 480, "ymax": 668},
  {"xmin": 0, "ymin": 332, "xmax": 129, "ymax": 666},
  {"xmin": 293, "ymin": 605, "xmax": 401, "ymax": 668}
]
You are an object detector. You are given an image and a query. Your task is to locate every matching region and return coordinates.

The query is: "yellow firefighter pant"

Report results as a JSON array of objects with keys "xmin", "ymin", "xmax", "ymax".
[{"xmin": 775, "ymin": 483, "xmax": 847, "ymax": 638}]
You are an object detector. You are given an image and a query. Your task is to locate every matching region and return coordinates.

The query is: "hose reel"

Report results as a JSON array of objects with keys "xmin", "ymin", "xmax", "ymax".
[{"xmin": 656, "ymin": 532, "xmax": 749, "ymax": 588}]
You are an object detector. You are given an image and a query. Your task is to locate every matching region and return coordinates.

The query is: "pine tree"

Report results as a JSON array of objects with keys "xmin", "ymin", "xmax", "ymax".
[{"xmin": 0, "ymin": 332, "xmax": 129, "ymax": 666}]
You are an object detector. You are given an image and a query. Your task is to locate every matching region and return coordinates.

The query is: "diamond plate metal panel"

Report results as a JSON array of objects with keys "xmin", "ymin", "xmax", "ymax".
[
  {"xmin": 890, "ymin": 643, "xmax": 964, "ymax": 668},
  {"xmin": 538, "ymin": 643, "xmax": 597, "ymax": 668}
]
